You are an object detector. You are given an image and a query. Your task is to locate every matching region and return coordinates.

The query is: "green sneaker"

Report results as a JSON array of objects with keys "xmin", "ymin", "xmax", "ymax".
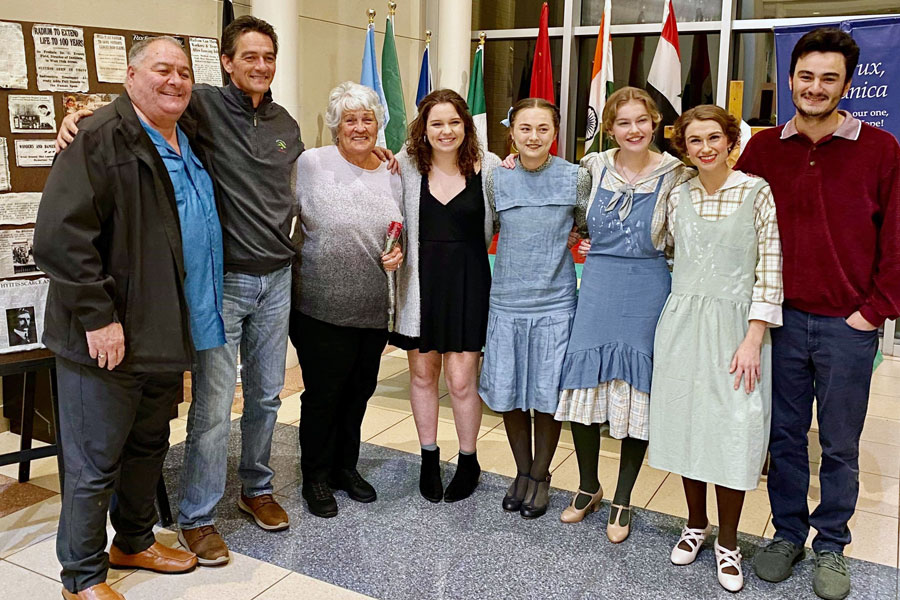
[
  {"xmin": 813, "ymin": 551, "xmax": 851, "ymax": 600},
  {"xmin": 754, "ymin": 538, "xmax": 805, "ymax": 582}
]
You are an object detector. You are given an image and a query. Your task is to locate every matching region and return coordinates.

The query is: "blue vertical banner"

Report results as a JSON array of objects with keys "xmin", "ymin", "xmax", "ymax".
[{"xmin": 775, "ymin": 17, "xmax": 900, "ymax": 140}]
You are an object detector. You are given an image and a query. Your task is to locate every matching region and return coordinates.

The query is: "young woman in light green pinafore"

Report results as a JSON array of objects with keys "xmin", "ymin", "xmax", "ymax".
[{"xmin": 648, "ymin": 105, "xmax": 783, "ymax": 593}]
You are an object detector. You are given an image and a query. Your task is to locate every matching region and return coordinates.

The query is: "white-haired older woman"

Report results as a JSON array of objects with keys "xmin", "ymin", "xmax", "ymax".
[{"xmin": 290, "ymin": 81, "xmax": 403, "ymax": 519}]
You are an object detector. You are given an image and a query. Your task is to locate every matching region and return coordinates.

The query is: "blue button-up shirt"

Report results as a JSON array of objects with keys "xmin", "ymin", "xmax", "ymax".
[{"xmin": 140, "ymin": 119, "xmax": 226, "ymax": 351}]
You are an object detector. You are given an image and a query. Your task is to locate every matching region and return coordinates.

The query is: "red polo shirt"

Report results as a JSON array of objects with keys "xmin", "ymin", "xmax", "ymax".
[{"xmin": 735, "ymin": 112, "xmax": 900, "ymax": 326}]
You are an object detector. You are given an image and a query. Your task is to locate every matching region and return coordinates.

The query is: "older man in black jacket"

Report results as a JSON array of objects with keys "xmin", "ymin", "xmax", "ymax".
[{"xmin": 34, "ymin": 37, "xmax": 206, "ymax": 600}]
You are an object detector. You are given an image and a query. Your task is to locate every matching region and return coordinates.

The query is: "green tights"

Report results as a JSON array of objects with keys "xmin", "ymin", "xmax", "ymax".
[{"xmin": 570, "ymin": 422, "xmax": 648, "ymax": 511}]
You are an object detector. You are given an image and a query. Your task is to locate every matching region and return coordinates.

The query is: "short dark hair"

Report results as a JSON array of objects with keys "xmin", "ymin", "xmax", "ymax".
[
  {"xmin": 222, "ymin": 15, "xmax": 278, "ymax": 58},
  {"xmin": 790, "ymin": 27, "xmax": 859, "ymax": 82}
]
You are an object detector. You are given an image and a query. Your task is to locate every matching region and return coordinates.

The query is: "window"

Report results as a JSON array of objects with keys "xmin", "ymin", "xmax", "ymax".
[
  {"xmin": 477, "ymin": 38, "xmax": 564, "ymax": 158},
  {"xmin": 473, "ymin": 0, "xmax": 565, "ymax": 30},
  {"xmin": 731, "ymin": 32, "xmax": 778, "ymax": 126},
  {"xmin": 572, "ymin": 33, "xmax": 719, "ymax": 159},
  {"xmin": 581, "ymin": 0, "xmax": 722, "ymax": 25},
  {"xmin": 736, "ymin": 0, "xmax": 900, "ymax": 19}
]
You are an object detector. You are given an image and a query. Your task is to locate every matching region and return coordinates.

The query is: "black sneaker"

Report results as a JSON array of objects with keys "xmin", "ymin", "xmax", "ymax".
[
  {"xmin": 329, "ymin": 468, "xmax": 377, "ymax": 503},
  {"xmin": 302, "ymin": 480, "xmax": 338, "ymax": 518},
  {"xmin": 813, "ymin": 551, "xmax": 851, "ymax": 600},
  {"xmin": 754, "ymin": 538, "xmax": 805, "ymax": 582}
]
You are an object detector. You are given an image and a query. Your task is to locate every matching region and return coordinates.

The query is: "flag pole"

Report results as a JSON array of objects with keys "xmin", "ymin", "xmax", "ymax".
[{"xmin": 368, "ymin": 8, "xmax": 376, "ymax": 25}]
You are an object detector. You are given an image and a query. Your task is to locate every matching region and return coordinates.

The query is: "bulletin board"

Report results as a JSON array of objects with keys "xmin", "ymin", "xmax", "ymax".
[{"xmin": 0, "ymin": 19, "xmax": 223, "ymax": 355}]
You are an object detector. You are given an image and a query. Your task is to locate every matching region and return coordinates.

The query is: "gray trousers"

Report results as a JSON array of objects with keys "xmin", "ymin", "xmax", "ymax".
[{"xmin": 55, "ymin": 356, "xmax": 181, "ymax": 592}]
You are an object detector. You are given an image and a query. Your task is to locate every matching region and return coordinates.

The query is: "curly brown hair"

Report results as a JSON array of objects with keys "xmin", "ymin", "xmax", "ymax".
[
  {"xmin": 670, "ymin": 104, "xmax": 740, "ymax": 157},
  {"xmin": 406, "ymin": 89, "xmax": 482, "ymax": 176}
]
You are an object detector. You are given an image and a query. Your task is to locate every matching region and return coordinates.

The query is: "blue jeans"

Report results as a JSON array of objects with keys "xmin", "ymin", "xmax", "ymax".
[
  {"xmin": 177, "ymin": 265, "xmax": 291, "ymax": 528},
  {"xmin": 768, "ymin": 306, "xmax": 878, "ymax": 553}
]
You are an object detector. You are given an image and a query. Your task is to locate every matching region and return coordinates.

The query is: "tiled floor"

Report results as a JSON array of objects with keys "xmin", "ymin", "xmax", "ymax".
[{"xmin": 0, "ymin": 349, "xmax": 897, "ymax": 598}]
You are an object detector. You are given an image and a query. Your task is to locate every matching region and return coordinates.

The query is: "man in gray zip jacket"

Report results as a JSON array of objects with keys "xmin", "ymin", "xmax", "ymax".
[{"xmin": 59, "ymin": 16, "xmax": 301, "ymax": 566}]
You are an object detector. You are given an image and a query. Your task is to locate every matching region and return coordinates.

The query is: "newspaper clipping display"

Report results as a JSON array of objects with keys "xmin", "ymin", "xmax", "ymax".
[
  {"xmin": 8, "ymin": 95, "xmax": 57, "ymax": 133},
  {"xmin": 14, "ymin": 140, "xmax": 55, "ymax": 167},
  {"xmin": 93, "ymin": 33, "xmax": 127, "ymax": 83},
  {"xmin": 134, "ymin": 33, "xmax": 185, "ymax": 47},
  {"xmin": 0, "ymin": 138, "xmax": 9, "ymax": 191},
  {"xmin": 0, "ymin": 228, "xmax": 41, "ymax": 278},
  {"xmin": 32, "ymin": 24, "xmax": 89, "ymax": 92},
  {"xmin": 0, "ymin": 21, "xmax": 28, "ymax": 89},
  {"xmin": 0, "ymin": 193, "xmax": 41, "ymax": 225},
  {"xmin": 189, "ymin": 37, "xmax": 223, "ymax": 86},
  {"xmin": 0, "ymin": 278, "xmax": 49, "ymax": 354},
  {"xmin": 63, "ymin": 93, "xmax": 118, "ymax": 115},
  {"xmin": 0, "ymin": 21, "xmax": 28, "ymax": 90}
]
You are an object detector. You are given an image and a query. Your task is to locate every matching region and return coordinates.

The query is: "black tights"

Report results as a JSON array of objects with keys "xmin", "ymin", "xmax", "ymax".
[{"xmin": 502, "ymin": 409, "xmax": 561, "ymax": 480}]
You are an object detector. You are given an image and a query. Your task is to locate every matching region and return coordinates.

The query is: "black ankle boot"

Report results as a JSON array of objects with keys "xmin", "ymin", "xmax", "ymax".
[
  {"xmin": 520, "ymin": 474, "xmax": 551, "ymax": 519},
  {"xmin": 443, "ymin": 451, "xmax": 481, "ymax": 502},
  {"xmin": 419, "ymin": 447, "xmax": 443, "ymax": 503}
]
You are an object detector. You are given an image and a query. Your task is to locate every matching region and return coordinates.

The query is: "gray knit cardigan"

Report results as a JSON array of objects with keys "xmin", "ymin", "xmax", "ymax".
[{"xmin": 394, "ymin": 150, "xmax": 501, "ymax": 338}]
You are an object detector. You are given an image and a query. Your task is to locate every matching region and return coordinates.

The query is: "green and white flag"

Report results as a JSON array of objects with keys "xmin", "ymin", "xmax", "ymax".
[
  {"xmin": 584, "ymin": 0, "xmax": 614, "ymax": 154},
  {"xmin": 382, "ymin": 12, "xmax": 407, "ymax": 153},
  {"xmin": 467, "ymin": 42, "xmax": 487, "ymax": 152}
]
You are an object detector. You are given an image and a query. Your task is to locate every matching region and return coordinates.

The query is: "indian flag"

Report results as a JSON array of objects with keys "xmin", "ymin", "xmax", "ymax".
[
  {"xmin": 584, "ymin": 0, "xmax": 614, "ymax": 155},
  {"xmin": 467, "ymin": 42, "xmax": 487, "ymax": 152}
]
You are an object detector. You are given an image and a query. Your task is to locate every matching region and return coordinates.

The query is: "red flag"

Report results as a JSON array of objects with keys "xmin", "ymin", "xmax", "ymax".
[{"xmin": 529, "ymin": 2, "xmax": 557, "ymax": 155}]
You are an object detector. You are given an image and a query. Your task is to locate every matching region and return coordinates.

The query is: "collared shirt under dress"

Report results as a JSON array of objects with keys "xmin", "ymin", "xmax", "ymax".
[
  {"xmin": 556, "ymin": 150, "xmax": 692, "ymax": 439},
  {"xmin": 648, "ymin": 171, "xmax": 783, "ymax": 491},
  {"xmin": 140, "ymin": 120, "xmax": 225, "ymax": 351},
  {"xmin": 478, "ymin": 156, "xmax": 590, "ymax": 414}
]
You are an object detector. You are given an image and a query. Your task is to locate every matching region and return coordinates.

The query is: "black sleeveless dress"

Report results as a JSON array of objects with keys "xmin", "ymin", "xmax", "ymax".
[{"xmin": 390, "ymin": 173, "xmax": 491, "ymax": 353}]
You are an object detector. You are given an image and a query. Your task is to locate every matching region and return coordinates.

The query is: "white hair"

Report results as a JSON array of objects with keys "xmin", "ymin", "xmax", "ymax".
[
  {"xmin": 324, "ymin": 81, "xmax": 384, "ymax": 144},
  {"xmin": 128, "ymin": 36, "xmax": 186, "ymax": 67}
]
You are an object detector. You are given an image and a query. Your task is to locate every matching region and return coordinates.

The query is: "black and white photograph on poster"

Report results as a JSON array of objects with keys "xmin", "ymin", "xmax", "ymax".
[
  {"xmin": 32, "ymin": 24, "xmax": 89, "ymax": 92},
  {"xmin": 6, "ymin": 306, "xmax": 36, "ymax": 346},
  {"xmin": 133, "ymin": 33, "xmax": 185, "ymax": 47},
  {"xmin": 93, "ymin": 33, "xmax": 127, "ymax": 83},
  {"xmin": 8, "ymin": 95, "xmax": 57, "ymax": 133},
  {"xmin": 0, "ymin": 229, "xmax": 42, "ymax": 277},
  {"xmin": 0, "ymin": 193, "xmax": 42, "ymax": 225},
  {"xmin": 63, "ymin": 93, "xmax": 118, "ymax": 115},
  {"xmin": 14, "ymin": 140, "xmax": 55, "ymax": 167},
  {"xmin": 0, "ymin": 21, "xmax": 28, "ymax": 89},
  {"xmin": 0, "ymin": 278, "xmax": 48, "ymax": 354},
  {"xmin": 0, "ymin": 138, "xmax": 9, "ymax": 191}
]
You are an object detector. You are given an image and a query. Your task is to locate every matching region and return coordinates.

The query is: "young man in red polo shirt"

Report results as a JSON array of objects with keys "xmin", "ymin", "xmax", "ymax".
[{"xmin": 735, "ymin": 28, "xmax": 900, "ymax": 600}]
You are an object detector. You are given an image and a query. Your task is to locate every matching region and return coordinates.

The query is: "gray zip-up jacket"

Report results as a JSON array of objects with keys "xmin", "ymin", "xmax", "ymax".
[{"xmin": 181, "ymin": 82, "xmax": 303, "ymax": 275}]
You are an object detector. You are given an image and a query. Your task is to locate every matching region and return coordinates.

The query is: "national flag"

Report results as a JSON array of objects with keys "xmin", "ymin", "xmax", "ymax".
[
  {"xmin": 584, "ymin": 0, "xmax": 614, "ymax": 155},
  {"xmin": 682, "ymin": 32, "xmax": 713, "ymax": 109},
  {"xmin": 220, "ymin": 0, "xmax": 234, "ymax": 86},
  {"xmin": 382, "ymin": 12, "xmax": 407, "ymax": 153},
  {"xmin": 360, "ymin": 21, "xmax": 389, "ymax": 148},
  {"xmin": 646, "ymin": 0, "xmax": 682, "ymax": 150},
  {"xmin": 530, "ymin": 2, "xmax": 557, "ymax": 155},
  {"xmin": 416, "ymin": 35, "xmax": 432, "ymax": 106},
  {"xmin": 467, "ymin": 40, "xmax": 488, "ymax": 152}
]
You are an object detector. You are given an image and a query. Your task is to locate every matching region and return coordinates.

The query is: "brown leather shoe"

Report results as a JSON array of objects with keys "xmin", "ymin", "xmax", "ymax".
[
  {"xmin": 238, "ymin": 492, "xmax": 289, "ymax": 531},
  {"xmin": 178, "ymin": 525, "xmax": 230, "ymax": 566},
  {"xmin": 108, "ymin": 541, "xmax": 197, "ymax": 574},
  {"xmin": 61, "ymin": 582, "xmax": 125, "ymax": 599}
]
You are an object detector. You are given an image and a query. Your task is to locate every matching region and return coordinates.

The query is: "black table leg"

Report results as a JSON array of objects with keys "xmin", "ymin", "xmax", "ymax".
[
  {"xmin": 156, "ymin": 476, "xmax": 173, "ymax": 527},
  {"xmin": 17, "ymin": 371, "xmax": 37, "ymax": 482}
]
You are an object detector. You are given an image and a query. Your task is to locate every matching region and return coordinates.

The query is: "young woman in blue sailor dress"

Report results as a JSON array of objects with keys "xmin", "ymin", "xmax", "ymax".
[
  {"xmin": 555, "ymin": 87, "xmax": 693, "ymax": 541},
  {"xmin": 479, "ymin": 98, "xmax": 591, "ymax": 519},
  {"xmin": 649, "ymin": 105, "xmax": 782, "ymax": 592}
]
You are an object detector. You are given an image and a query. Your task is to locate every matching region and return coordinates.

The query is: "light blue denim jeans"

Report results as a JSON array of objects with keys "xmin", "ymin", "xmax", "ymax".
[{"xmin": 177, "ymin": 265, "xmax": 291, "ymax": 528}]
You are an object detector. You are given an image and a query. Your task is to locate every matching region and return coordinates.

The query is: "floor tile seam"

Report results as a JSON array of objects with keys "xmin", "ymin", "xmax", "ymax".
[
  {"xmin": 368, "ymin": 404, "xmax": 414, "ymax": 416},
  {"xmin": 851, "ymin": 503, "xmax": 900, "ymax": 519},
  {"xmin": 248, "ymin": 570, "xmax": 294, "ymax": 600},
  {"xmin": 3, "ymin": 557, "xmax": 64, "ymax": 585},
  {"xmin": 0, "ymin": 529, "xmax": 57, "ymax": 560},
  {"xmin": 362, "ymin": 414, "xmax": 414, "ymax": 443}
]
